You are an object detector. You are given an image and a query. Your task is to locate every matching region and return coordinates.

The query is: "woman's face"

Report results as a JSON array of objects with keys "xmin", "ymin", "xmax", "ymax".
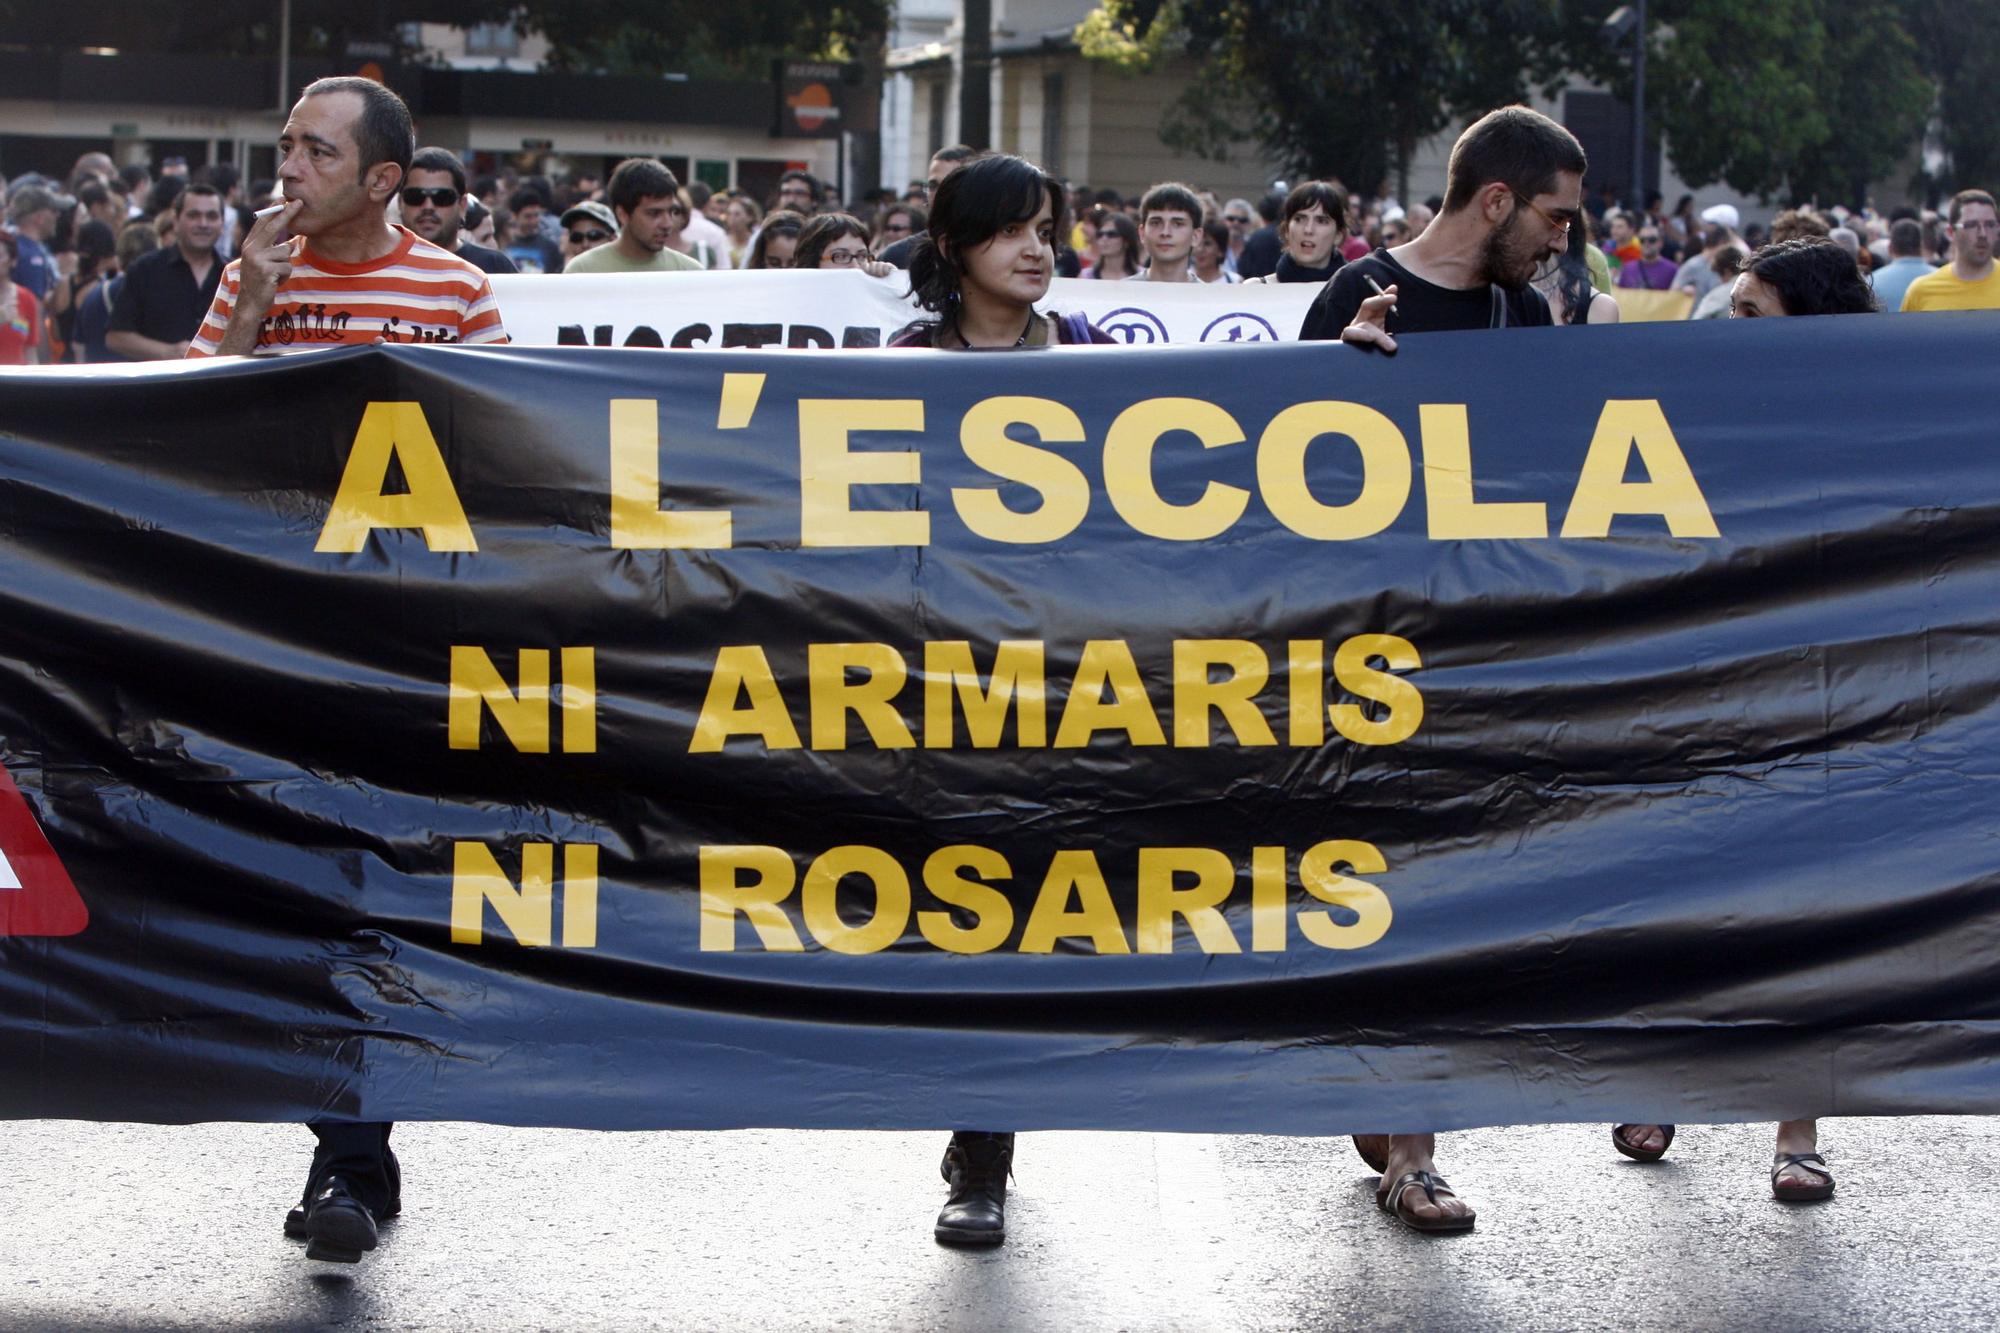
[
  {"xmin": 961, "ymin": 196, "xmax": 1055, "ymax": 307},
  {"xmin": 1285, "ymin": 204, "xmax": 1339, "ymax": 265},
  {"xmin": 1728, "ymin": 272, "xmax": 1787, "ymax": 318},
  {"xmin": 762, "ymin": 233, "xmax": 797, "ymax": 268},
  {"xmin": 727, "ymin": 199, "xmax": 754, "ymax": 232},
  {"xmin": 1194, "ymin": 229, "xmax": 1223, "ymax": 271},
  {"xmin": 818, "ymin": 233, "xmax": 872, "ymax": 269},
  {"xmin": 1095, "ymin": 225, "xmax": 1124, "ymax": 259}
]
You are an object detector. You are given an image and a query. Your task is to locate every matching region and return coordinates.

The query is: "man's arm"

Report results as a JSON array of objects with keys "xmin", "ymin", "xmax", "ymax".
[{"xmin": 208, "ymin": 201, "xmax": 304, "ymax": 357}]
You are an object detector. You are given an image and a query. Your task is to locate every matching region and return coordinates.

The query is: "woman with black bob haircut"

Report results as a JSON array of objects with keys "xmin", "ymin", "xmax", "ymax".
[
  {"xmin": 1240, "ymin": 179, "xmax": 1347, "ymax": 284},
  {"xmin": 1727, "ymin": 237, "xmax": 1878, "ymax": 317},
  {"xmin": 880, "ymin": 153, "xmax": 1110, "ymax": 1253},
  {"xmin": 891, "ymin": 153, "xmax": 1114, "ymax": 347}
]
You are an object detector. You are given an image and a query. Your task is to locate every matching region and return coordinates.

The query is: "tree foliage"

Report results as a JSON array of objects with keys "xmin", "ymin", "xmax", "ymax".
[
  {"xmin": 1102, "ymin": 0, "xmax": 1566, "ymax": 192},
  {"xmin": 1090, "ymin": 0, "xmax": 1958, "ymax": 204},
  {"xmin": 0, "ymin": 1, "xmax": 886, "ymax": 80}
]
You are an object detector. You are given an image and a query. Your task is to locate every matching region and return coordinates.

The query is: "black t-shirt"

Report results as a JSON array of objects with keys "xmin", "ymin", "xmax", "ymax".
[
  {"xmin": 455, "ymin": 240, "xmax": 519, "ymax": 275},
  {"xmin": 879, "ymin": 234, "xmax": 920, "ymax": 271},
  {"xmin": 108, "ymin": 245, "xmax": 223, "ymax": 345},
  {"xmin": 1298, "ymin": 248, "xmax": 1551, "ymax": 340}
]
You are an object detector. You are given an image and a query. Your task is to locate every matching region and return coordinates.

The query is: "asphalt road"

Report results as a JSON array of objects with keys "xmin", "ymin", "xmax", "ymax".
[{"xmin": 0, "ymin": 1116, "xmax": 1990, "ymax": 1331}]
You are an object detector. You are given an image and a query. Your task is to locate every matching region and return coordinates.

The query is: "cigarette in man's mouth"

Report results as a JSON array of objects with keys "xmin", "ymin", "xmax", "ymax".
[{"xmin": 254, "ymin": 202, "xmax": 289, "ymax": 220}]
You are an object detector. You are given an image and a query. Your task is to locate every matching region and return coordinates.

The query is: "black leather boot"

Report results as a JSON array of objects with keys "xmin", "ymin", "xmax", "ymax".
[{"xmin": 935, "ymin": 1131, "xmax": 1014, "ymax": 1247}]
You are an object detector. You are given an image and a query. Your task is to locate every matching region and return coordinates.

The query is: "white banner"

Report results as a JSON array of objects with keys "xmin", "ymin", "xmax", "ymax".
[{"xmin": 487, "ymin": 269, "xmax": 1323, "ymax": 349}]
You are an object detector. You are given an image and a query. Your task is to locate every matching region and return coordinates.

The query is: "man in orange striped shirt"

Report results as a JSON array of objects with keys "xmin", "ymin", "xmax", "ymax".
[
  {"xmin": 188, "ymin": 76, "xmax": 506, "ymax": 358},
  {"xmin": 189, "ymin": 76, "xmax": 505, "ymax": 1270}
]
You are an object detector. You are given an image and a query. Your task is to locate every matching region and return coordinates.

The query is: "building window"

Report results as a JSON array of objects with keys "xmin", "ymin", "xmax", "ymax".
[
  {"xmin": 1041, "ymin": 72, "xmax": 1064, "ymax": 176},
  {"xmin": 464, "ymin": 23, "xmax": 521, "ymax": 58}
]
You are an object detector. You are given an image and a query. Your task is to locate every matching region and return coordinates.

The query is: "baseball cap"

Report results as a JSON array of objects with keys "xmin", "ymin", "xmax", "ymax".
[
  {"xmin": 7, "ymin": 183, "xmax": 76, "ymax": 220},
  {"xmin": 560, "ymin": 201, "xmax": 618, "ymax": 234},
  {"xmin": 1699, "ymin": 203, "xmax": 1740, "ymax": 231}
]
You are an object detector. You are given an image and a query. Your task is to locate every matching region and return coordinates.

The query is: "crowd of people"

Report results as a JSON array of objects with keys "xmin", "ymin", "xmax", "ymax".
[
  {"xmin": 5, "ymin": 100, "xmax": 1996, "ymax": 367},
  {"xmin": 0, "ymin": 73, "xmax": 1991, "ymax": 1264}
]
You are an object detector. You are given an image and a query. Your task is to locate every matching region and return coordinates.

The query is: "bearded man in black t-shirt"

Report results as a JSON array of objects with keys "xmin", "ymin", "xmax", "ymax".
[
  {"xmin": 1300, "ymin": 105, "xmax": 1588, "ymax": 1236},
  {"xmin": 1300, "ymin": 106, "xmax": 1587, "ymax": 351}
]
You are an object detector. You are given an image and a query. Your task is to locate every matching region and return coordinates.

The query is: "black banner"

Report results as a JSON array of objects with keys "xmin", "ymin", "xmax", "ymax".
[{"xmin": 3, "ymin": 319, "xmax": 1999, "ymax": 1132}]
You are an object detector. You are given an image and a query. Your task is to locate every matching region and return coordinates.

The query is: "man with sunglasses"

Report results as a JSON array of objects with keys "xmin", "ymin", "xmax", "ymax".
[
  {"xmin": 561, "ymin": 158, "xmax": 704, "ymax": 275},
  {"xmin": 558, "ymin": 200, "xmax": 619, "ymax": 268},
  {"xmin": 402, "ymin": 147, "xmax": 517, "ymax": 275},
  {"xmin": 1301, "ymin": 105, "xmax": 1585, "ymax": 353}
]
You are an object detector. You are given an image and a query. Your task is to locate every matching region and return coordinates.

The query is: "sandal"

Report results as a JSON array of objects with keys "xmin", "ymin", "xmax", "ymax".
[
  {"xmin": 1771, "ymin": 1152, "xmax": 1835, "ymax": 1202},
  {"xmin": 1612, "ymin": 1123, "xmax": 1676, "ymax": 1163},
  {"xmin": 1351, "ymin": 1134, "xmax": 1389, "ymax": 1173},
  {"xmin": 1376, "ymin": 1170, "xmax": 1476, "ymax": 1233}
]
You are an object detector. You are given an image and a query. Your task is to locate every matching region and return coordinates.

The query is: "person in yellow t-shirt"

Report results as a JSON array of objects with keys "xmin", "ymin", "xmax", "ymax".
[{"xmin": 1901, "ymin": 188, "xmax": 1999, "ymax": 311}]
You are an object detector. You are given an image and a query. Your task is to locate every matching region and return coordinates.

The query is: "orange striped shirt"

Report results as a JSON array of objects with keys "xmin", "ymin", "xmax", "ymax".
[{"xmin": 186, "ymin": 226, "xmax": 507, "ymax": 357}]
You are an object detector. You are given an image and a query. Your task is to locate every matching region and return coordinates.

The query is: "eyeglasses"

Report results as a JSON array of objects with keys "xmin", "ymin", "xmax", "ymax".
[
  {"xmin": 569, "ymin": 229, "xmax": 611, "ymax": 245},
  {"xmin": 1639, "ymin": 233, "xmax": 1662, "ymax": 243},
  {"xmin": 1224, "ymin": 214, "xmax": 1251, "ymax": 225},
  {"xmin": 823, "ymin": 247, "xmax": 873, "ymax": 267},
  {"xmin": 1509, "ymin": 189, "xmax": 1577, "ymax": 234},
  {"xmin": 400, "ymin": 187, "xmax": 460, "ymax": 208},
  {"xmin": 882, "ymin": 221, "xmax": 911, "ymax": 234}
]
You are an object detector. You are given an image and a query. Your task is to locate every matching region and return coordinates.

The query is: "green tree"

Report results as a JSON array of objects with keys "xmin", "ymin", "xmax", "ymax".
[
  {"xmin": 1904, "ymin": 0, "xmax": 2000, "ymax": 195},
  {"xmin": 1098, "ymin": 0, "xmax": 1567, "ymax": 194},
  {"xmin": 1091, "ymin": 0, "xmax": 1936, "ymax": 205},
  {"xmin": 0, "ymin": 1, "xmax": 884, "ymax": 80},
  {"xmin": 1567, "ymin": 0, "xmax": 1930, "ymax": 203}
]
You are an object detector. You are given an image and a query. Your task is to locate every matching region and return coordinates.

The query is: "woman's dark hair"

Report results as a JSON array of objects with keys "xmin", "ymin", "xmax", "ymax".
[
  {"xmin": 1280, "ymin": 180, "xmax": 1348, "ymax": 236},
  {"xmin": 907, "ymin": 153, "xmax": 1064, "ymax": 328},
  {"xmin": 794, "ymin": 212, "xmax": 871, "ymax": 269},
  {"xmin": 1743, "ymin": 238, "xmax": 1877, "ymax": 315},
  {"xmin": 746, "ymin": 208, "xmax": 806, "ymax": 269},
  {"xmin": 75, "ymin": 219, "xmax": 117, "ymax": 274},
  {"xmin": 1198, "ymin": 217, "xmax": 1229, "ymax": 260},
  {"xmin": 1552, "ymin": 208, "xmax": 1598, "ymax": 325},
  {"xmin": 146, "ymin": 176, "xmax": 186, "ymax": 217}
]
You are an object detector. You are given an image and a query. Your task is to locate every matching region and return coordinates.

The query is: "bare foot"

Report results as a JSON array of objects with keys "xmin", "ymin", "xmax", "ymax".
[
  {"xmin": 1614, "ymin": 1123, "xmax": 1670, "ymax": 1156},
  {"xmin": 1772, "ymin": 1118, "xmax": 1831, "ymax": 1195},
  {"xmin": 1377, "ymin": 1133, "xmax": 1474, "ymax": 1228}
]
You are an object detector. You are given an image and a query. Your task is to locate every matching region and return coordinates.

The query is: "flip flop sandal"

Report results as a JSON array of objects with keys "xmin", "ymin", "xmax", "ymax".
[
  {"xmin": 1771, "ymin": 1152, "xmax": 1835, "ymax": 1202},
  {"xmin": 1376, "ymin": 1170, "xmax": 1476, "ymax": 1233},
  {"xmin": 1351, "ymin": 1135, "xmax": 1389, "ymax": 1173},
  {"xmin": 1612, "ymin": 1123, "xmax": 1676, "ymax": 1163}
]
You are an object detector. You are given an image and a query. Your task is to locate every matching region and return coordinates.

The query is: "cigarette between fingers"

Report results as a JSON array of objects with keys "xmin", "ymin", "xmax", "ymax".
[{"xmin": 1364, "ymin": 275, "xmax": 1399, "ymax": 315}]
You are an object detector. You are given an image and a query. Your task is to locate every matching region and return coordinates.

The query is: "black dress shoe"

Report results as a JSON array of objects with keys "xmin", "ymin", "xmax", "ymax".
[
  {"xmin": 286, "ymin": 1150, "xmax": 401, "ymax": 1239},
  {"xmin": 303, "ymin": 1176, "xmax": 379, "ymax": 1264},
  {"xmin": 935, "ymin": 1132, "xmax": 1014, "ymax": 1247}
]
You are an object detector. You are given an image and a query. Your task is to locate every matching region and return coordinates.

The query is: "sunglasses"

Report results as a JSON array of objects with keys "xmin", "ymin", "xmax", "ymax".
[
  {"xmin": 569, "ymin": 229, "xmax": 612, "ymax": 245},
  {"xmin": 400, "ymin": 187, "xmax": 460, "ymax": 208}
]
